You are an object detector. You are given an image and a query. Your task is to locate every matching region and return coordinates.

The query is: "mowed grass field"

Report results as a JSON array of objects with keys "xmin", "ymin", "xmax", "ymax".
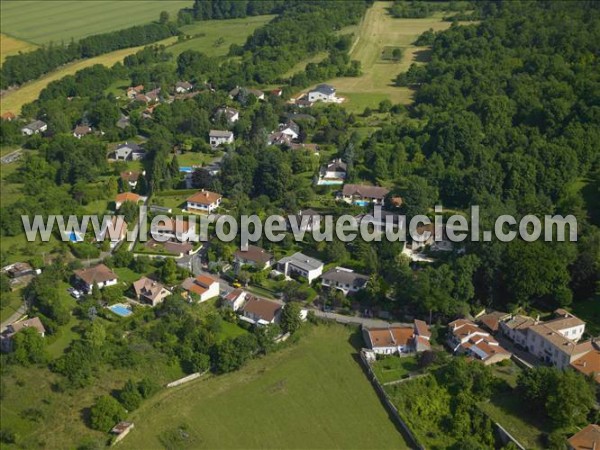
[
  {"xmin": 172, "ymin": 15, "xmax": 275, "ymax": 57},
  {"xmin": 127, "ymin": 325, "xmax": 410, "ymax": 449},
  {"xmin": 0, "ymin": 0, "xmax": 192, "ymax": 44},
  {"xmin": 0, "ymin": 33, "xmax": 38, "ymax": 64},
  {"xmin": 315, "ymin": 2, "xmax": 455, "ymax": 111}
]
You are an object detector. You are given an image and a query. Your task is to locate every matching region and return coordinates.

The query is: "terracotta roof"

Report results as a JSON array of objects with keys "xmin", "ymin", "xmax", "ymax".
[
  {"xmin": 116, "ymin": 192, "xmax": 141, "ymax": 204},
  {"xmin": 187, "ymin": 190, "xmax": 222, "ymax": 205},
  {"xmin": 477, "ymin": 311, "xmax": 510, "ymax": 332},
  {"xmin": 73, "ymin": 125, "xmax": 92, "ymax": 136},
  {"xmin": 1, "ymin": 112, "xmax": 16, "ymax": 121},
  {"xmin": 235, "ymin": 245, "xmax": 273, "ymax": 264},
  {"xmin": 414, "ymin": 319, "xmax": 431, "ymax": 338},
  {"xmin": 241, "ymin": 297, "xmax": 281, "ymax": 322},
  {"xmin": 10, "ymin": 317, "xmax": 45, "ymax": 335},
  {"xmin": 568, "ymin": 424, "xmax": 600, "ymax": 450},
  {"xmin": 75, "ymin": 264, "xmax": 118, "ymax": 285},
  {"xmin": 129, "ymin": 85, "xmax": 144, "ymax": 93},
  {"xmin": 366, "ymin": 326, "xmax": 414, "ymax": 348},
  {"xmin": 181, "ymin": 274, "xmax": 217, "ymax": 296},
  {"xmin": 570, "ymin": 348, "xmax": 600, "ymax": 383},
  {"xmin": 342, "ymin": 184, "xmax": 390, "ymax": 199}
]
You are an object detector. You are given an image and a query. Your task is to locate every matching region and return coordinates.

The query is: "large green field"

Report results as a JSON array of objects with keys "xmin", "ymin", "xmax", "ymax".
[
  {"xmin": 127, "ymin": 324, "xmax": 410, "ymax": 449},
  {"xmin": 0, "ymin": 0, "xmax": 192, "ymax": 44}
]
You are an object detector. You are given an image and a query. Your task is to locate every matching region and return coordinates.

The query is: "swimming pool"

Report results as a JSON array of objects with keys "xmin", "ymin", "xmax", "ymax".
[
  {"xmin": 354, "ymin": 200, "xmax": 370, "ymax": 207},
  {"xmin": 108, "ymin": 303, "xmax": 132, "ymax": 317},
  {"xmin": 179, "ymin": 166, "xmax": 193, "ymax": 173}
]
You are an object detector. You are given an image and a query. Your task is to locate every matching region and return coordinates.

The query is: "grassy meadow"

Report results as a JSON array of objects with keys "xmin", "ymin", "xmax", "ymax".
[
  {"xmin": 0, "ymin": 33, "xmax": 38, "ymax": 64},
  {"xmin": 0, "ymin": 1, "xmax": 192, "ymax": 45},
  {"xmin": 295, "ymin": 2, "xmax": 456, "ymax": 112},
  {"xmin": 126, "ymin": 324, "xmax": 410, "ymax": 449}
]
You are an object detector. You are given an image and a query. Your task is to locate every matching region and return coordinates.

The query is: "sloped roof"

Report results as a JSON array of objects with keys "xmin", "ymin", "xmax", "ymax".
[
  {"xmin": 235, "ymin": 245, "xmax": 273, "ymax": 264},
  {"xmin": 342, "ymin": 184, "xmax": 389, "ymax": 199},
  {"xmin": 187, "ymin": 190, "xmax": 222, "ymax": 205},
  {"xmin": 75, "ymin": 264, "xmax": 118, "ymax": 285}
]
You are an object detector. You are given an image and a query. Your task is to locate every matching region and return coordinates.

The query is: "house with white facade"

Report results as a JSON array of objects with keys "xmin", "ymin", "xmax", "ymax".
[
  {"xmin": 338, "ymin": 184, "xmax": 390, "ymax": 206},
  {"xmin": 321, "ymin": 267, "xmax": 369, "ymax": 295},
  {"xmin": 277, "ymin": 252, "xmax": 324, "ymax": 283},
  {"xmin": 317, "ymin": 159, "xmax": 347, "ymax": 185},
  {"xmin": 239, "ymin": 296, "xmax": 282, "ymax": 326},
  {"xmin": 74, "ymin": 264, "xmax": 119, "ymax": 294},
  {"xmin": 181, "ymin": 274, "xmax": 219, "ymax": 302},
  {"xmin": 186, "ymin": 189, "xmax": 222, "ymax": 214},
  {"xmin": 21, "ymin": 120, "xmax": 47, "ymax": 136},
  {"xmin": 448, "ymin": 319, "xmax": 511, "ymax": 365},
  {"xmin": 115, "ymin": 192, "xmax": 141, "ymax": 209},
  {"xmin": 209, "ymin": 130, "xmax": 234, "ymax": 147},
  {"xmin": 279, "ymin": 121, "xmax": 299, "ymax": 139},
  {"xmin": 120, "ymin": 170, "xmax": 143, "ymax": 189},
  {"xmin": 222, "ymin": 289, "xmax": 248, "ymax": 311},
  {"xmin": 308, "ymin": 84, "xmax": 338, "ymax": 103},
  {"xmin": 175, "ymin": 81, "xmax": 193, "ymax": 93},
  {"xmin": 214, "ymin": 106, "xmax": 239, "ymax": 124},
  {"xmin": 113, "ymin": 142, "xmax": 145, "ymax": 161},
  {"xmin": 362, "ymin": 320, "xmax": 431, "ymax": 355}
]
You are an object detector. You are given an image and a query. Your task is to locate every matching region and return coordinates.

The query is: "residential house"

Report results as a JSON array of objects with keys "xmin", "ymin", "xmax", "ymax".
[
  {"xmin": 181, "ymin": 274, "xmax": 219, "ymax": 302},
  {"xmin": 239, "ymin": 296, "xmax": 282, "ymax": 326},
  {"xmin": 1, "ymin": 317, "xmax": 46, "ymax": 352},
  {"xmin": 409, "ymin": 224, "xmax": 455, "ymax": 252},
  {"xmin": 271, "ymin": 88, "xmax": 283, "ymax": 97},
  {"xmin": 339, "ymin": 184, "xmax": 390, "ymax": 206},
  {"xmin": 321, "ymin": 267, "xmax": 369, "ymax": 295},
  {"xmin": 308, "ymin": 84, "xmax": 338, "ymax": 103},
  {"xmin": 2, "ymin": 262, "xmax": 39, "ymax": 279},
  {"xmin": 447, "ymin": 319, "xmax": 511, "ymax": 365},
  {"xmin": 317, "ymin": 159, "xmax": 347, "ymax": 185},
  {"xmin": 73, "ymin": 124, "xmax": 92, "ymax": 139},
  {"xmin": 209, "ymin": 130, "xmax": 234, "ymax": 147},
  {"xmin": 228, "ymin": 86, "xmax": 265, "ymax": 101},
  {"xmin": 354, "ymin": 209, "xmax": 405, "ymax": 235},
  {"xmin": 151, "ymin": 218, "xmax": 196, "ymax": 242},
  {"xmin": 234, "ymin": 245, "xmax": 273, "ymax": 270},
  {"xmin": 279, "ymin": 121, "xmax": 299, "ymax": 139},
  {"xmin": 214, "ymin": 106, "xmax": 239, "ymax": 124},
  {"xmin": 120, "ymin": 170, "xmax": 143, "ymax": 189},
  {"xmin": 288, "ymin": 209, "xmax": 321, "ymax": 233},
  {"xmin": 113, "ymin": 142, "xmax": 145, "ymax": 161},
  {"xmin": 362, "ymin": 319, "xmax": 431, "ymax": 355},
  {"xmin": 175, "ymin": 81, "xmax": 193, "ymax": 93},
  {"xmin": 97, "ymin": 216, "xmax": 127, "ymax": 249},
  {"xmin": 476, "ymin": 310, "xmax": 511, "ymax": 333},
  {"xmin": 21, "ymin": 120, "xmax": 47, "ymax": 136},
  {"xmin": 133, "ymin": 277, "xmax": 171, "ymax": 307},
  {"xmin": 499, "ymin": 314, "xmax": 538, "ymax": 348},
  {"xmin": 126, "ymin": 85, "xmax": 144, "ymax": 98},
  {"xmin": 570, "ymin": 342, "xmax": 600, "ymax": 384},
  {"xmin": 186, "ymin": 189, "xmax": 222, "ymax": 214},
  {"xmin": 146, "ymin": 87, "xmax": 161, "ymax": 102},
  {"xmin": 568, "ymin": 424, "xmax": 600, "ymax": 450},
  {"xmin": 277, "ymin": 252, "xmax": 324, "ymax": 283},
  {"xmin": 115, "ymin": 192, "xmax": 141, "ymax": 209},
  {"xmin": 74, "ymin": 264, "xmax": 118, "ymax": 293},
  {"xmin": 222, "ymin": 289, "xmax": 248, "ymax": 311},
  {"xmin": 289, "ymin": 143, "xmax": 320, "ymax": 153},
  {"xmin": 267, "ymin": 131, "xmax": 293, "ymax": 147}
]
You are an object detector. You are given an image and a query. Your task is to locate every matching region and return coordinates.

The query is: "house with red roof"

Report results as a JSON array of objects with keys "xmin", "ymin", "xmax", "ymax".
[{"xmin": 181, "ymin": 274, "xmax": 219, "ymax": 302}]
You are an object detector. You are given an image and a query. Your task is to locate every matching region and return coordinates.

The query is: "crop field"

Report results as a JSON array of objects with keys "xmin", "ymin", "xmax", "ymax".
[
  {"xmin": 0, "ymin": 33, "xmax": 37, "ymax": 64},
  {"xmin": 313, "ymin": 2, "xmax": 456, "ymax": 111},
  {"xmin": 0, "ymin": 37, "xmax": 178, "ymax": 115},
  {"xmin": 127, "ymin": 324, "xmax": 410, "ymax": 449},
  {"xmin": 169, "ymin": 15, "xmax": 275, "ymax": 58},
  {"xmin": 0, "ymin": 0, "xmax": 192, "ymax": 44}
]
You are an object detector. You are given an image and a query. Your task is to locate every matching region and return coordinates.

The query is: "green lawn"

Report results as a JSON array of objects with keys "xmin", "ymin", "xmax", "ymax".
[
  {"xmin": 175, "ymin": 152, "xmax": 213, "ymax": 168},
  {"xmin": 0, "ymin": 0, "xmax": 192, "ymax": 44},
  {"xmin": 170, "ymin": 15, "xmax": 275, "ymax": 58},
  {"xmin": 126, "ymin": 324, "xmax": 410, "ymax": 449},
  {"xmin": 572, "ymin": 296, "xmax": 600, "ymax": 336},
  {"xmin": 0, "ymin": 288, "xmax": 23, "ymax": 323},
  {"xmin": 372, "ymin": 355, "xmax": 419, "ymax": 384},
  {"xmin": 114, "ymin": 267, "xmax": 145, "ymax": 285},
  {"xmin": 479, "ymin": 394, "xmax": 548, "ymax": 450},
  {"xmin": 217, "ymin": 321, "xmax": 248, "ymax": 341}
]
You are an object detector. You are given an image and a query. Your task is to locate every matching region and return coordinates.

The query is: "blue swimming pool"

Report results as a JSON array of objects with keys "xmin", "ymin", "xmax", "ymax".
[
  {"xmin": 179, "ymin": 166, "xmax": 193, "ymax": 173},
  {"xmin": 354, "ymin": 200, "xmax": 370, "ymax": 207},
  {"xmin": 108, "ymin": 304, "xmax": 132, "ymax": 317}
]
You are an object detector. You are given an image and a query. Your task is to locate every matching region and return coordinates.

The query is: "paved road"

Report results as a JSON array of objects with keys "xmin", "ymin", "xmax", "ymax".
[
  {"xmin": 0, "ymin": 302, "xmax": 27, "ymax": 333},
  {"xmin": 310, "ymin": 309, "xmax": 411, "ymax": 328}
]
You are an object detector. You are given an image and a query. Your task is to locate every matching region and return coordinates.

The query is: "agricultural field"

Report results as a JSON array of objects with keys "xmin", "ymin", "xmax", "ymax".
[
  {"xmin": 170, "ymin": 15, "xmax": 275, "ymax": 58},
  {"xmin": 126, "ymin": 324, "xmax": 410, "ymax": 449},
  {"xmin": 0, "ymin": 37, "xmax": 178, "ymax": 115},
  {"xmin": 0, "ymin": 33, "xmax": 37, "ymax": 64},
  {"xmin": 306, "ymin": 1, "xmax": 456, "ymax": 112},
  {"xmin": 0, "ymin": 0, "xmax": 192, "ymax": 44}
]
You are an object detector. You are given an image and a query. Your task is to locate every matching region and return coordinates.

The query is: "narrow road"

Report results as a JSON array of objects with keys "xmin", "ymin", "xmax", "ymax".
[
  {"xmin": 0, "ymin": 303, "xmax": 27, "ymax": 333},
  {"xmin": 309, "ymin": 309, "xmax": 411, "ymax": 328}
]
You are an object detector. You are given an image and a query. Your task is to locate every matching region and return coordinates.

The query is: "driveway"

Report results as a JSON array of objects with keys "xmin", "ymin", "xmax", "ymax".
[
  {"xmin": 309, "ymin": 309, "xmax": 411, "ymax": 328},
  {"xmin": 0, "ymin": 302, "xmax": 27, "ymax": 333}
]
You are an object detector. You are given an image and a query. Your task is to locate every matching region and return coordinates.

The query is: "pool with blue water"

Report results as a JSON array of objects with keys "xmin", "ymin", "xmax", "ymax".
[{"xmin": 108, "ymin": 303, "xmax": 132, "ymax": 317}]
